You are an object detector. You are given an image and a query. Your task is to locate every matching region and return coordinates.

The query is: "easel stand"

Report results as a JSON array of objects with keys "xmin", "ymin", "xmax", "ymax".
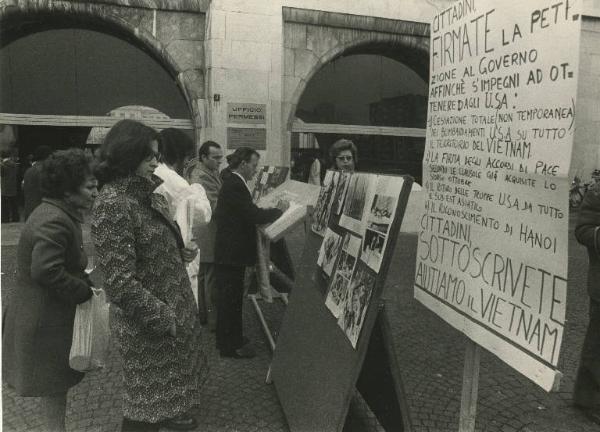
[
  {"xmin": 356, "ymin": 305, "xmax": 411, "ymax": 432},
  {"xmin": 459, "ymin": 340, "xmax": 481, "ymax": 432},
  {"xmin": 269, "ymin": 173, "xmax": 414, "ymax": 432},
  {"xmin": 249, "ymin": 231, "xmax": 292, "ymax": 357}
]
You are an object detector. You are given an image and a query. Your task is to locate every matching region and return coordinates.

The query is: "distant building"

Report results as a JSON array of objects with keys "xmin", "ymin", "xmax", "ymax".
[{"xmin": 1, "ymin": 0, "xmax": 599, "ymax": 176}]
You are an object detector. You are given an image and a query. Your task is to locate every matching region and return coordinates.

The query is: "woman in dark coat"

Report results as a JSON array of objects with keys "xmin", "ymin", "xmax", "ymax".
[
  {"xmin": 92, "ymin": 120, "xmax": 207, "ymax": 432},
  {"xmin": 574, "ymin": 183, "xmax": 600, "ymax": 425},
  {"xmin": 3, "ymin": 149, "xmax": 98, "ymax": 432}
]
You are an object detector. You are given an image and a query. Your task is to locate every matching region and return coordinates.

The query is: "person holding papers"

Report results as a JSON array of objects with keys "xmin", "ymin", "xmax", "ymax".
[
  {"xmin": 154, "ymin": 129, "xmax": 212, "ymax": 306},
  {"xmin": 214, "ymin": 147, "xmax": 289, "ymax": 358},
  {"xmin": 574, "ymin": 183, "xmax": 600, "ymax": 425}
]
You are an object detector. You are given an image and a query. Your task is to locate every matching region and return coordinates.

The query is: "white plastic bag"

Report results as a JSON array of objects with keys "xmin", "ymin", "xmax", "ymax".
[{"xmin": 69, "ymin": 288, "xmax": 110, "ymax": 372}]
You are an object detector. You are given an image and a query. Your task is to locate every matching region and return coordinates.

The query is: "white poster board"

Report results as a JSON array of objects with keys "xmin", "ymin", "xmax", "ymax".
[{"xmin": 415, "ymin": 0, "xmax": 581, "ymax": 392}]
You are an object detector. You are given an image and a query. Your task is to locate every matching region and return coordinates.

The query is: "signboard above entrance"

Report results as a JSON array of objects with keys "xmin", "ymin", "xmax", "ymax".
[{"xmin": 227, "ymin": 103, "xmax": 266, "ymax": 124}]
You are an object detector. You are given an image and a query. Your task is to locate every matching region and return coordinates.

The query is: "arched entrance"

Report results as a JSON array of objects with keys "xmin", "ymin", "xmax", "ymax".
[
  {"xmin": 282, "ymin": 9, "xmax": 429, "ymax": 182},
  {"xmin": 0, "ymin": 2, "xmax": 206, "ymax": 138},
  {"xmin": 291, "ymin": 48, "xmax": 429, "ymax": 183},
  {"xmin": 0, "ymin": 3, "xmax": 204, "ymax": 222}
]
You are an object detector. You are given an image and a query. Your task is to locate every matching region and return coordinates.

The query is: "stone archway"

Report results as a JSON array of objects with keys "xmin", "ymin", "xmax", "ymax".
[
  {"xmin": 0, "ymin": 0, "xmax": 207, "ymax": 140},
  {"xmin": 282, "ymin": 7, "xmax": 430, "ymax": 132}
]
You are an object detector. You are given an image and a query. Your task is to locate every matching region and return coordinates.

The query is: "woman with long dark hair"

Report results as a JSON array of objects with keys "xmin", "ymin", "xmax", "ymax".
[{"xmin": 92, "ymin": 120, "xmax": 207, "ymax": 431}]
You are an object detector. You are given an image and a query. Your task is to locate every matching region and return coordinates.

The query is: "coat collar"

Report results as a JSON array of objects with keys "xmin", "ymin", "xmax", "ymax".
[
  {"xmin": 107, "ymin": 174, "xmax": 184, "ymax": 248},
  {"xmin": 42, "ymin": 198, "xmax": 84, "ymax": 223},
  {"xmin": 108, "ymin": 174, "xmax": 163, "ymax": 200},
  {"xmin": 197, "ymin": 162, "xmax": 222, "ymax": 184},
  {"xmin": 232, "ymin": 171, "xmax": 253, "ymax": 196}
]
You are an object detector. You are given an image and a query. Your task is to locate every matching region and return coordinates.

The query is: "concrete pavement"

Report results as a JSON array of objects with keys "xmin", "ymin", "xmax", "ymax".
[{"xmin": 2, "ymin": 218, "xmax": 599, "ymax": 432}]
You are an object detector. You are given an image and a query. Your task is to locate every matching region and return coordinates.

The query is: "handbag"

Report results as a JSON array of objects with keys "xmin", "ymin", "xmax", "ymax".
[{"xmin": 69, "ymin": 287, "xmax": 110, "ymax": 372}]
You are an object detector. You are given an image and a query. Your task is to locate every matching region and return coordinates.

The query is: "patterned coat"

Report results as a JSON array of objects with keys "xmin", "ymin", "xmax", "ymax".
[
  {"xmin": 3, "ymin": 199, "xmax": 93, "ymax": 396},
  {"xmin": 92, "ymin": 175, "xmax": 207, "ymax": 423}
]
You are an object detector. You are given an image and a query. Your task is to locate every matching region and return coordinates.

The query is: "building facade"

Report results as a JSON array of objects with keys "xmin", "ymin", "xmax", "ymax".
[{"xmin": 1, "ymin": 0, "xmax": 599, "ymax": 178}]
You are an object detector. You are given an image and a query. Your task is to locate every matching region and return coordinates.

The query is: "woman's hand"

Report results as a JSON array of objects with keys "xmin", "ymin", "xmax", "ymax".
[{"xmin": 181, "ymin": 247, "xmax": 198, "ymax": 263}]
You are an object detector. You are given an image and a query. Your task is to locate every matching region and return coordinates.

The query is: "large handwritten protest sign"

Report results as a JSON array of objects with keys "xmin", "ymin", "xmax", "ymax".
[{"xmin": 415, "ymin": 0, "xmax": 581, "ymax": 391}]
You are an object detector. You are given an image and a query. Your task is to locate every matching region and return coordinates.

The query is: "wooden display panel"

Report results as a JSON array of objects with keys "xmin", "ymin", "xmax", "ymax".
[{"xmin": 271, "ymin": 172, "xmax": 413, "ymax": 432}]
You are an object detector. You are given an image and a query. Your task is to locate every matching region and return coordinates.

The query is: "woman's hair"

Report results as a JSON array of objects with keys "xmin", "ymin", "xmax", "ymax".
[
  {"xmin": 94, "ymin": 119, "xmax": 158, "ymax": 183},
  {"xmin": 40, "ymin": 148, "xmax": 94, "ymax": 199},
  {"xmin": 158, "ymin": 128, "xmax": 196, "ymax": 170},
  {"xmin": 329, "ymin": 139, "xmax": 358, "ymax": 167}
]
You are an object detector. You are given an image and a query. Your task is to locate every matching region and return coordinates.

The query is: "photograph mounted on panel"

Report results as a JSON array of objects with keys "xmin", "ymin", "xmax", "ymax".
[
  {"xmin": 311, "ymin": 171, "xmax": 340, "ymax": 236},
  {"xmin": 339, "ymin": 173, "xmax": 374, "ymax": 235},
  {"xmin": 317, "ymin": 228, "xmax": 343, "ymax": 277},
  {"xmin": 325, "ymin": 232, "xmax": 362, "ymax": 318},
  {"xmin": 360, "ymin": 176, "xmax": 404, "ymax": 273},
  {"xmin": 333, "ymin": 172, "xmax": 351, "ymax": 215},
  {"xmin": 251, "ymin": 166, "xmax": 290, "ymax": 202},
  {"xmin": 337, "ymin": 261, "xmax": 376, "ymax": 348}
]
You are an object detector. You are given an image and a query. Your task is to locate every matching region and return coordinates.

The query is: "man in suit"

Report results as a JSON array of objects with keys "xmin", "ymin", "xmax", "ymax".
[
  {"xmin": 214, "ymin": 147, "xmax": 288, "ymax": 358},
  {"xmin": 189, "ymin": 140, "xmax": 224, "ymax": 331}
]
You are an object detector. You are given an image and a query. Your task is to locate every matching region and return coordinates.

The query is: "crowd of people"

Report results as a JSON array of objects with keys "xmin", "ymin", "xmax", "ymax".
[
  {"xmin": 2, "ymin": 119, "xmax": 288, "ymax": 432},
  {"xmin": 3, "ymin": 123, "xmax": 598, "ymax": 430}
]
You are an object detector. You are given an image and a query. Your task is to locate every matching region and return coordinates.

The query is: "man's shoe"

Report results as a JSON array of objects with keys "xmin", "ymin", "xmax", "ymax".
[
  {"xmin": 160, "ymin": 414, "xmax": 198, "ymax": 431},
  {"xmin": 220, "ymin": 344, "xmax": 256, "ymax": 359}
]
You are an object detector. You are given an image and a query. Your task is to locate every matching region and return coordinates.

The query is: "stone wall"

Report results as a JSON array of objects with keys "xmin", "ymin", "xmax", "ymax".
[
  {"xmin": 282, "ymin": 9, "xmax": 430, "ymax": 131},
  {"xmin": 0, "ymin": 0, "xmax": 206, "ymax": 139}
]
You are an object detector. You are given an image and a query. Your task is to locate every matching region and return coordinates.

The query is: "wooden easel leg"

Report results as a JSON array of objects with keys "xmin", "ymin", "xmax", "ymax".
[
  {"xmin": 249, "ymin": 294, "xmax": 276, "ymax": 351},
  {"xmin": 458, "ymin": 340, "xmax": 481, "ymax": 432}
]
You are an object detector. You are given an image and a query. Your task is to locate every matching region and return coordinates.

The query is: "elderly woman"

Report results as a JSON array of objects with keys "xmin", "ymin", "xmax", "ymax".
[
  {"xmin": 574, "ymin": 183, "xmax": 600, "ymax": 425},
  {"xmin": 154, "ymin": 128, "xmax": 212, "ymax": 305},
  {"xmin": 329, "ymin": 138, "xmax": 357, "ymax": 172},
  {"xmin": 92, "ymin": 120, "xmax": 207, "ymax": 432},
  {"xmin": 3, "ymin": 149, "xmax": 98, "ymax": 432}
]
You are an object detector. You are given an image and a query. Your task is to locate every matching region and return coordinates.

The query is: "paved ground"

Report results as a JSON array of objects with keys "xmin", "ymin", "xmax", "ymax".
[
  {"xmin": 1, "ymin": 222, "xmax": 380, "ymax": 432},
  {"xmin": 1, "ymin": 215, "xmax": 599, "ymax": 432}
]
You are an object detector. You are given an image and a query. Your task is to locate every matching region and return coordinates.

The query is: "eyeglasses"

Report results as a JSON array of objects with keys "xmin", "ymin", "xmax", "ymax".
[
  {"xmin": 145, "ymin": 150, "xmax": 161, "ymax": 161},
  {"xmin": 336, "ymin": 155, "xmax": 353, "ymax": 162}
]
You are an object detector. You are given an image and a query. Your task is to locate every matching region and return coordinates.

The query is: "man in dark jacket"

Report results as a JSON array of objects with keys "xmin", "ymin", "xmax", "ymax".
[
  {"xmin": 574, "ymin": 183, "xmax": 600, "ymax": 425},
  {"xmin": 214, "ymin": 147, "xmax": 288, "ymax": 358},
  {"xmin": 23, "ymin": 145, "xmax": 53, "ymax": 221}
]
